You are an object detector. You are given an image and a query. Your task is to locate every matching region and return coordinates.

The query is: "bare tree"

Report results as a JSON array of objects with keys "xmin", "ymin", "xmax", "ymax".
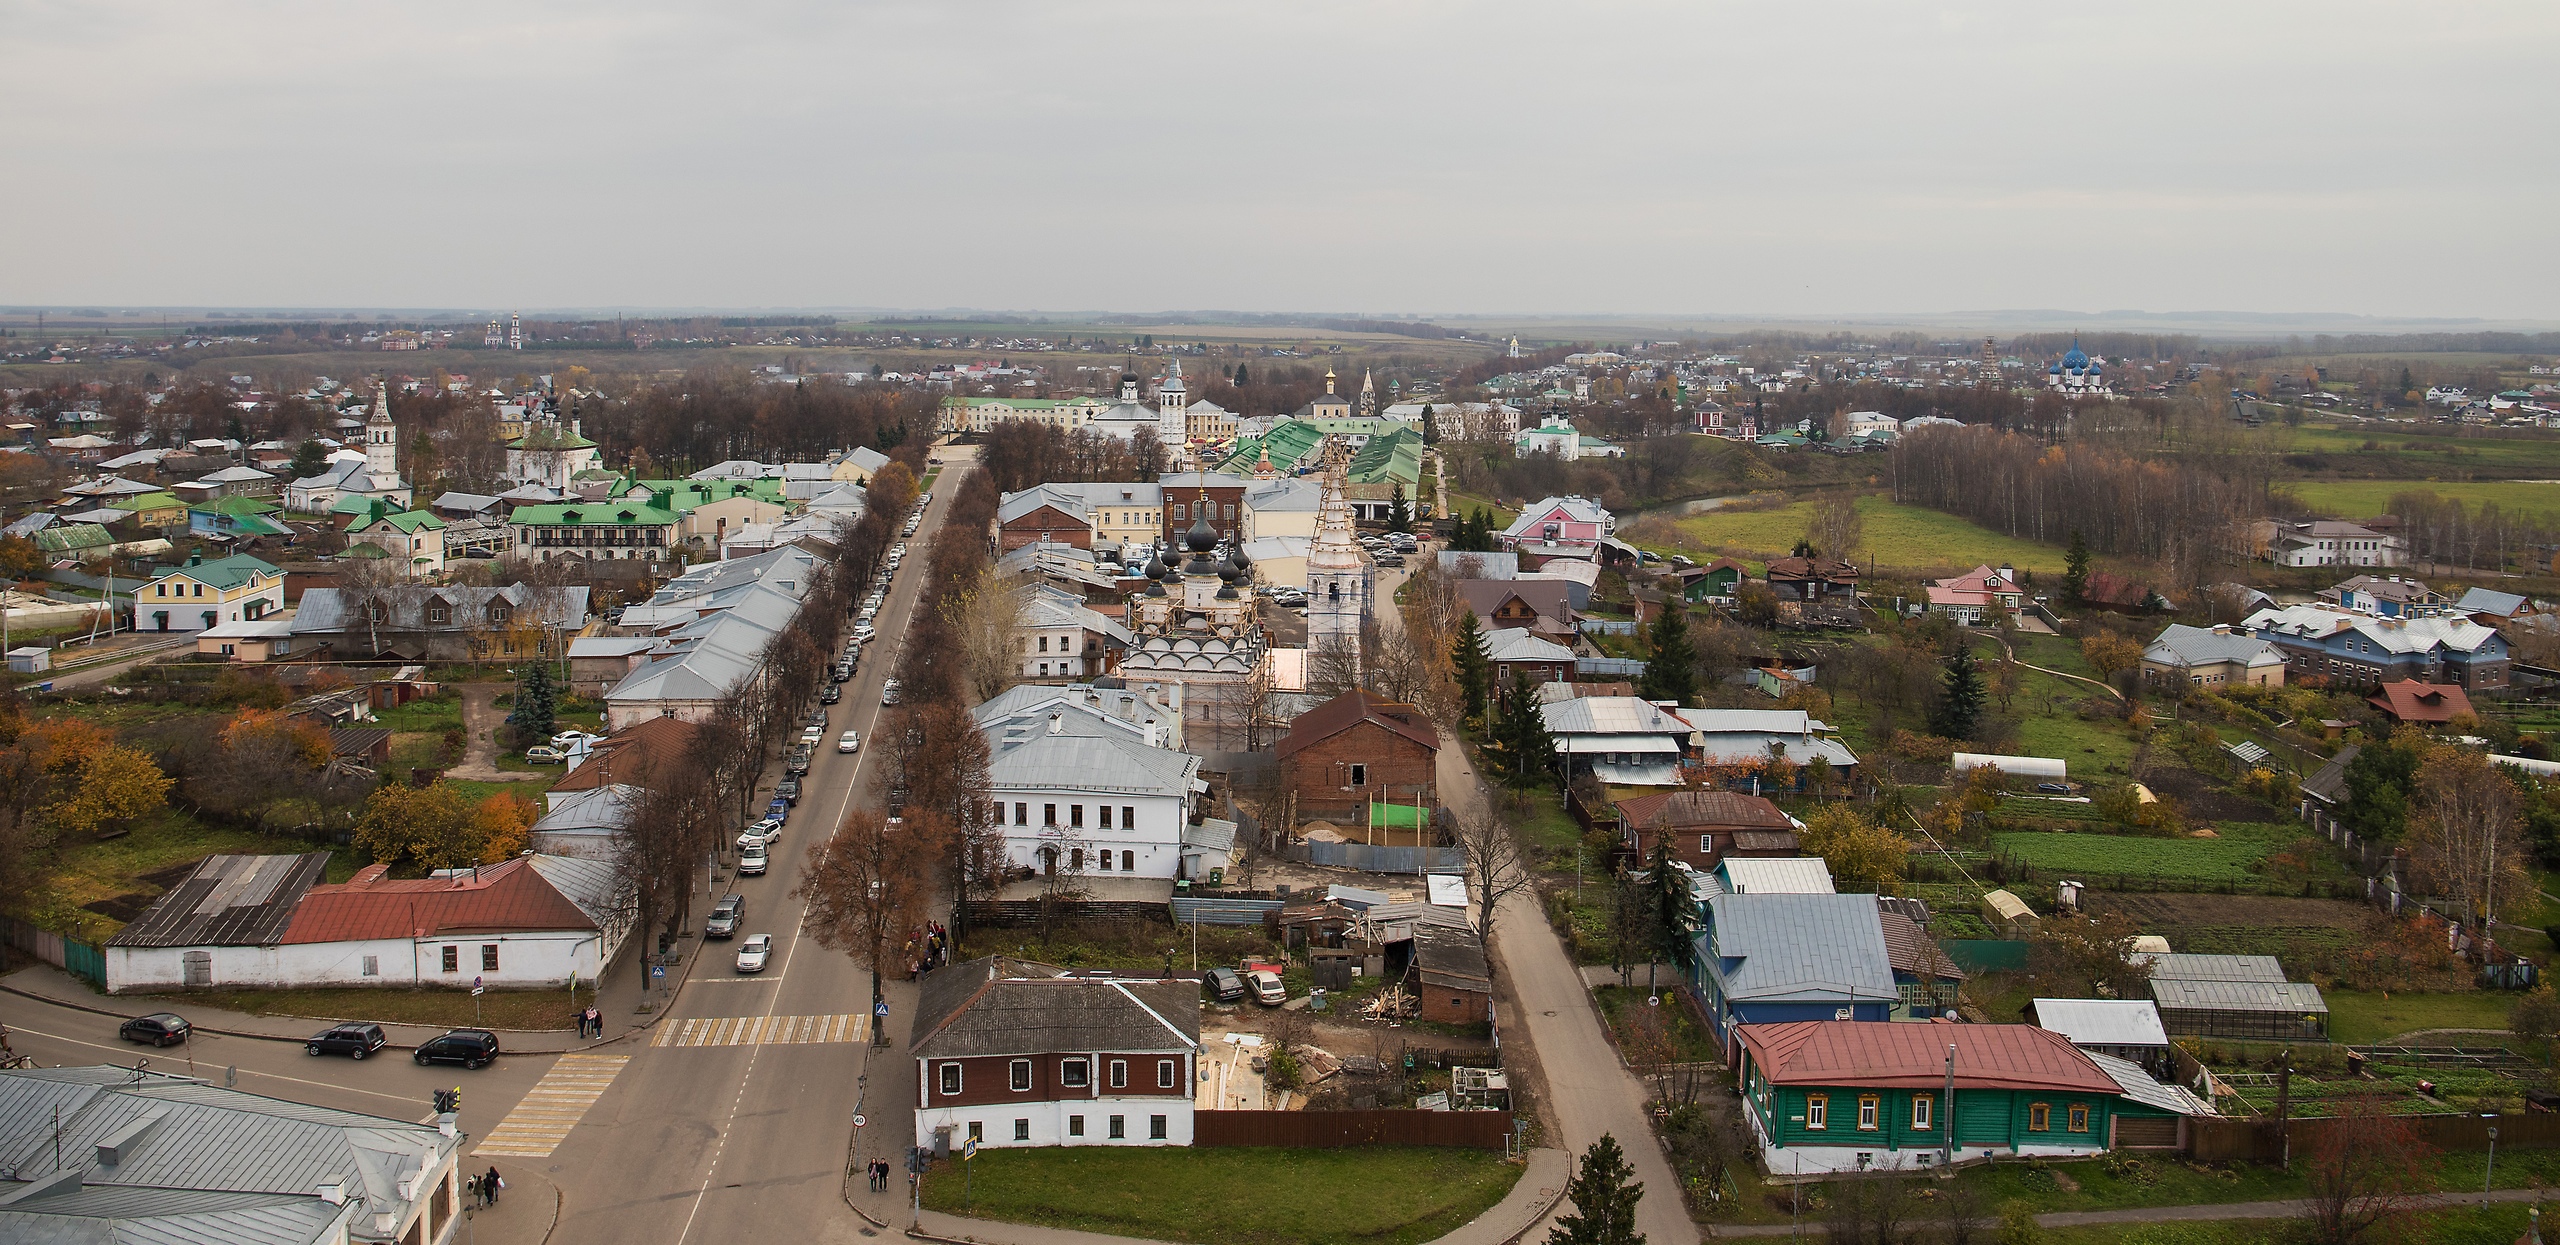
[
  {"xmin": 943, "ymin": 567, "xmax": 1025, "ymax": 703},
  {"xmin": 1307, "ymin": 636, "xmax": 1360, "ymax": 701},
  {"xmin": 1450, "ymin": 804, "xmax": 1533, "ymax": 957},
  {"xmin": 797, "ymin": 807, "xmax": 952, "ymax": 1023},
  {"xmin": 2409, "ymin": 746, "xmax": 2531, "ymax": 927},
  {"xmin": 2302, "ymin": 1101, "xmax": 2435, "ymax": 1245},
  {"xmin": 1806, "ymin": 491, "xmax": 1863, "ymax": 563},
  {"xmin": 330, "ymin": 555, "xmax": 409, "ymax": 654}
]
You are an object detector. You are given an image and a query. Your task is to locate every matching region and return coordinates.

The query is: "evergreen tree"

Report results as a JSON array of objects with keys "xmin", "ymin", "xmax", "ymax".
[
  {"xmin": 2399, "ymin": 366, "xmax": 2415, "ymax": 394},
  {"xmin": 1387, "ymin": 483, "xmax": 1412, "ymax": 533},
  {"xmin": 1453, "ymin": 610, "xmax": 1492, "ymax": 725},
  {"xmin": 508, "ymin": 664, "xmax": 558, "ymax": 743},
  {"xmin": 2063, "ymin": 529, "xmax": 2091, "ymax": 604},
  {"xmin": 1496, "ymin": 670, "xmax": 1559, "ymax": 786},
  {"xmin": 1234, "ymin": 363, "xmax": 1250, "ymax": 387},
  {"xmin": 1790, "ymin": 538, "xmax": 1815, "ymax": 559},
  {"xmin": 1547, "ymin": 1134, "xmax": 1645, "ymax": 1245},
  {"xmin": 1640, "ymin": 837, "xmax": 1693, "ymax": 973},
  {"xmin": 1421, "ymin": 403, "xmax": 1437, "ymax": 445},
  {"xmin": 289, "ymin": 440, "xmax": 329, "ymax": 481},
  {"xmin": 1931, "ymin": 649, "xmax": 1986, "ymax": 741},
  {"xmin": 1637, "ymin": 602, "xmax": 1696, "ymax": 703}
]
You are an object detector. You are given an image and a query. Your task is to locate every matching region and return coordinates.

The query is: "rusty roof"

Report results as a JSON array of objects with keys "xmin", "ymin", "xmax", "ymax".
[
  {"xmin": 281, "ymin": 856, "xmax": 595, "ymax": 943},
  {"xmin": 1276, "ymin": 689, "xmax": 1440, "ymax": 760},
  {"xmin": 104, "ymin": 853, "xmax": 331, "ymax": 948},
  {"xmin": 1740, "ymin": 1021, "xmax": 2113, "ymax": 1093},
  {"xmin": 1617, "ymin": 789, "xmax": 1793, "ymax": 832}
]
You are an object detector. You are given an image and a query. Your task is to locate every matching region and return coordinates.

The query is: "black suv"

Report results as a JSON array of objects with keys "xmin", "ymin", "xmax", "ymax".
[
  {"xmin": 775, "ymin": 776, "xmax": 802, "ymax": 804},
  {"xmin": 706, "ymin": 893, "xmax": 745, "ymax": 938},
  {"xmin": 1202, "ymin": 968, "xmax": 1246, "ymax": 1004},
  {"xmin": 118, "ymin": 1013, "xmax": 190, "ymax": 1047},
  {"xmin": 413, "ymin": 1028, "xmax": 501, "ymax": 1069},
  {"xmin": 306, "ymin": 1023, "xmax": 387, "ymax": 1059},
  {"xmin": 820, "ymin": 684, "xmax": 841, "ymax": 704}
]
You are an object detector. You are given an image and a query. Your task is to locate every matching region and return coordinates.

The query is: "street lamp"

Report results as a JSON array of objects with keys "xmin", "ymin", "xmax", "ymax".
[{"xmin": 2484, "ymin": 1117, "xmax": 2499, "ymax": 1193}]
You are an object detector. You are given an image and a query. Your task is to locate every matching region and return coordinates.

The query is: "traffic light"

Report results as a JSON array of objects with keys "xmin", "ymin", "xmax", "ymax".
[{"xmin": 434, "ymin": 1088, "xmax": 461, "ymax": 1114}]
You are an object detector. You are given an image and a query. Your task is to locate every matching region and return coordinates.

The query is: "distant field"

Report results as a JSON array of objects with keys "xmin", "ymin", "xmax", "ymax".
[
  {"xmin": 2287, "ymin": 478, "xmax": 2560, "ymax": 522},
  {"xmin": 2283, "ymin": 423, "xmax": 2560, "ymax": 476},
  {"xmin": 1668, "ymin": 493, "xmax": 2065, "ymax": 572},
  {"xmin": 1990, "ymin": 822, "xmax": 2294, "ymax": 884}
]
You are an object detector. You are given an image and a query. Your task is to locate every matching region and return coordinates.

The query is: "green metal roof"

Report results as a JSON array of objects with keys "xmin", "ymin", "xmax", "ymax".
[
  {"xmin": 508, "ymin": 425, "xmax": 597, "ymax": 450},
  {"xmin": 35, "ymin": 524, "xmax": 114, "ymax": 552},
  {"xmin": 509, "ymin": 503, "xmax": 680, "ymax": 527},
  {"xmin": 110, "ymin": 491, "xmax": 186, "ymax": 512},
  {"xmin": 152, "ymin": 552, "xmax": 280, "ymax": 591},
  {"xmin": 194, "ymin": 496, "xmax": 281, "ymax": 517}
]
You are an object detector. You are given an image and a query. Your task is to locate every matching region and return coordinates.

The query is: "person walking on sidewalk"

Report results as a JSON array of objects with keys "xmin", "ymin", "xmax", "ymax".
[{"xmin": 485, "ymin": 1166, "xmax": 503, "ymax": 1207}]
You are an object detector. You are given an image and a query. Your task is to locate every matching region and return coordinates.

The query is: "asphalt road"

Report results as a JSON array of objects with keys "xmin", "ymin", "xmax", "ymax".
[{"xmin": 541, "ymin": 450, "xmax": 973, "ymax": 1245}]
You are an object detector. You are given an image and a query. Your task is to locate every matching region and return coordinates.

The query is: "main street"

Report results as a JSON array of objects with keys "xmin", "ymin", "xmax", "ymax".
[{"xmin": 536, "ymin": 450, "xmax": 974, "ymax": 1245}]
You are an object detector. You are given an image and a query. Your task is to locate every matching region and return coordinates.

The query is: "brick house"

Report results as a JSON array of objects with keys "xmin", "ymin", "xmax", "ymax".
[
  {"xmin": 1276, "ymin": 689, "xmax": 1441, "ymax": 821},
  {"xmin": 1614, "ymin": 789, "xmax": 1800, "ymax": 872},
  {"xmin": 1159, "ymin": 472, "xmax": 1251, "ymax": 546},
  {"xmin": 997, "ymin": 488, "xmax": 1096, "ymax": 552},
  {"xmin": 911, "ymin": 957, "xmax": 1200, "ymax": 1149}
]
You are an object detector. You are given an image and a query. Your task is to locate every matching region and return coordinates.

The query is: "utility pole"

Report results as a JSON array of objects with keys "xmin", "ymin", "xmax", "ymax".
[{"xmin": 1941, "ymin": 1043, "xmax": 1957, "ymax": 1171}]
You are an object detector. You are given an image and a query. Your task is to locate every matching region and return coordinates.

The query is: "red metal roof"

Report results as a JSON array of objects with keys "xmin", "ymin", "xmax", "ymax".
[
  {"xmin": 1739, "ymin": 1021, "xmax": 2113, "ymax": 1093},
  {"xmin": 2368, "ymin": 679, "xmax": 2474, "ymax": 724},
  {"xmin": 1617, "ymin": 790, "xmax": 1793, "ymax": 832},
  {"xmin": 1275, "ymin": 689, "xmax": 1441, "ymax": 760},
  {"xmin": 550, "ymin": 715, "xmax": 701, "ymax": 795},
  {"xmin": 282, "ymin": 856, "xmax": 595, "ymax": 943}
]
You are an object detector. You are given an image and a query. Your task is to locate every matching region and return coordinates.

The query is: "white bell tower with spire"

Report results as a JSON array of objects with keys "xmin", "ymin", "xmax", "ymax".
[
  {"xmin": 1157, "ymin": 356, "xmax": 1188, "ymax": 445},
  {"xmin": 1305, "ymin": 435, "xmax": 1369, "ymax": 671},
  {"xmin": 363, "ymin": 384, "xmax": 400, "ymax": 480}
]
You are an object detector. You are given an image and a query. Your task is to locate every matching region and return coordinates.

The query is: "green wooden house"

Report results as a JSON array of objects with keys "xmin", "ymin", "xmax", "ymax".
[
  {"xmin": 1676, "ymin": 558, "xmax": 1747, "ymax": 603},
  {"xmin": 1737, "ymin": 1021, "xmax": 2210, "ymax": 1177}
]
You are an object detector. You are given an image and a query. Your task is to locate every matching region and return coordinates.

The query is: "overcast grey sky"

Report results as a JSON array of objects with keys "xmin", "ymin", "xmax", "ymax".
[{"xmin": 7, "ymin": 1, "xmax": 2554, "ymax": 320}]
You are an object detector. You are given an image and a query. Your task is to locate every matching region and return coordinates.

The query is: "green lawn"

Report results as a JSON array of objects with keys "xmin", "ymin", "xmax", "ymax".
[
  {"xmin": 1672, "ymin": 494, "xmax": 2067, "ymax": 573},
  {"xmin": 32, "ymin": 807, "xmax": 361, "ymax": 942},
  {"xmin": 1990, "ymin": 823, "xmax": 2297, "ymax": 886},
  {"xmin": 2284, "ymin": 422, "xmax": 2560, "ymax": 476},
  {"xmin": 2323, "ymin": 988, "xmax": 2518, "ymax": 1045},
  {"xmin": 920, "ymin": 1146, "xmax": 1522, "ymax": 1245},
  {"xmin": 2288, "ymin": 478, "xmax": 2560, "ymax": 524}
]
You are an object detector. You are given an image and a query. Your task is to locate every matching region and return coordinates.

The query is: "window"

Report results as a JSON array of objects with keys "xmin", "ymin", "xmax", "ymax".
[
  {"xmin": 441, "ymin": 946, "xmax": 459, "ymax": 973},
  {"xmin": 1171, "ymin": 504, "xmax": 1186, "ymax": 522},
  {"xmin": 1071, "ymin": 804, "xmax": 1085, "ymax": 828},
  {"xmin": 1805, "ymin": 1094, "xmax": 1828, "ymax": 1130},
  {"xmin": 1159, "ymin": 1060, "xmax": 1176, "ymax": 1089},
  {"xmin": 1098, "ymin": 805, "xmax": 1113, "ymax": 830},
  {"xmin": 2068, "ymin": 1104, "xmax": 2090, "ymax": 1133},
  {"xmin": 1857, "ymin": 1095, "xmax": 1878, "ymax": 1131},
  {"xmin": 1044, "ymin": 803, "xmax": 1057, "ymax": 826},
  {"xmin": 1038, "ymin": 636, "xmax": 1049, "ymax": 652},
  {"xmin": 1098, "ymin": 851, "xmax": 1112, "ymax": 871},
  {"xmin": 482, "ymin": 945, "xmax": 499, "ymax": 971},
  {"xmin": 155, "ymin": 583, "xmax": 166, "ymax": 597},
  {"xmin": 967, "ymin": 1121, "xmax": 982, "ymax": 1143},
  {"xmin": 940, "ymin": 1063, "xmax": 962, "ymax": 1095},
  {"xmin": 428, "ymin": 603, "xmax": 449, "ymax": 624},
  {"xmin": 1014, "ymin": 1119, "xmax": 1030, "ymax": 1141},
  {"xmin": 361, "ymin": 955, "xmax": 379, "ymax": 977},
  {"xmin": 1108, "ymin": 1115, "xmax": 1126, "ymax": 1139},
  {"xmin": 1068, "ymin": 1115, "xmax": 1085, "ymax": 1137},
  {"xmin": 1150, "ymin": 1114, "xmax": 1167, "ymax": 1140},
  {"xmin": 1349, "ymin": 763, "xmax": 1367, "ymax": 786},
  {"xmin": 1122, "ymin": 806, "xmax": 1135, "ymax": 828},
  {"xmin": 1010, "ymin": 1060, "xmax": 1032, "ymax": 1092},
  {"xmin": 1911, "ymin": 1095, "xmax": 1933, "ymax": 1130},
  {"xmin": 1015, "ymin": 802, "xmax": 1028, "ymax": 825},
  {"xmin": 2028, "ymin": 1103, "xmax": 2050, "ymax": 1132},
  {"xmin": 1122, "ymin": 850, "xmax": 1134, "ymax": 871},
  {"xmin": 1109, "ymin": 1060, "xmax": 1127, "ymax": 1088},
  {"xmin": 1061, "ymin": 1059, "xmax": 1090, "ymax": 1088}
]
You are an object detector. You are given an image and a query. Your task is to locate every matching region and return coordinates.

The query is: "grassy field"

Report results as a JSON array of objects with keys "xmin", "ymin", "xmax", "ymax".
[
  {"xmin": 1990, "ymin": 822, "xmax": 2297, "ymax": 885},
  {"xmin": 36, "ymin": 808, "xmax": 360, "ymax": 942},
  {"xmin": 2284, "ymin": 421, "xmax": 2560, "ymax": 475},
  {"xmin": 919, "ymin": 1146, "xmax": 1521, "ymax": 1245},
  {"xmin": 2287, "ymin": 477, "xmax": 2560, "ymax": 523},
  {"xmin": 128, "ymin": 984, "xmax": 584, "ymax": 1031},
  {"xmin": 2322, "ymin": 988, "xmax": 2518, "ymax": 1045},
  {"xmin": 1670, "ymin": 494, "xmax": 2066, "ymax": 573}
]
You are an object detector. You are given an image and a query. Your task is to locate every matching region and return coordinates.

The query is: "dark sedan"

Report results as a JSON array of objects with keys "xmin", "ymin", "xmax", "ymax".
[
  {"xmin": 413, "ymin": 1028, "xmax": 501, "ymax": 1069},
  {"xmin": 305, "ymin": 1023, "xmax": 387, "ymax": 1059},
  {"xmin": 118, "ymin": 1013, "xmax": 190, "ymax": 1047}
]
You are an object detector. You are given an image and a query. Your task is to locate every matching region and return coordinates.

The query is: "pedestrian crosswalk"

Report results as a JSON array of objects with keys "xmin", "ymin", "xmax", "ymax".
[
  {"xmin": 650, "ymin": 1012, "xmax": 870, "ymax": 1048},
  {"xmin": 474, "ymin": 1054, "xmax": 629, "ymax": 1158}
]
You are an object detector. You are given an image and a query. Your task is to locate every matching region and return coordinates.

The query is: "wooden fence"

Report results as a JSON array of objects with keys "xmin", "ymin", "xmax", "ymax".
[
  {"xmin": 4, "ymin": 917, "xmax": 103, "ymax": 983},
  {"xmin": 1194, "ymin": 1109, "xmax": 1514, "ymax": 1150},
  {"xmin": 2188, "ymin": 1111, "xmax": 2560, "ymax": 1163}
]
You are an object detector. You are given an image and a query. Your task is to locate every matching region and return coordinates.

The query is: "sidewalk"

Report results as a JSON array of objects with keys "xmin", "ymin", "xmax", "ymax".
[
  {"xmin": 455, "ymin": 1160, "xmax": 563, "ymax": 1245},
  {"xmin": 2, "ymin": 910, "xmax": 711, "ymax": 1055},
  {"xmin": 890, "ymin": 1148, "xmax": 1570, "ymax": 1245}
]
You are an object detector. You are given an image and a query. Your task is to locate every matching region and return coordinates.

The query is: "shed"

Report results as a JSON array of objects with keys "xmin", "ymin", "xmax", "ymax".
[
  {"xmin": 2027, "ymin": 999, "xmax": 2175, "ymax": 1074},
  {"xmin": 5, "ymin": 647, "xmax": 49, "ymax": 673},
  {"xmin": 1952, "ymin": 753, "xmax": 2067, "ymax": 780},
  {"xmin": 1981, "ymin": 889, "xmax": 2037, "ymax": 938}
]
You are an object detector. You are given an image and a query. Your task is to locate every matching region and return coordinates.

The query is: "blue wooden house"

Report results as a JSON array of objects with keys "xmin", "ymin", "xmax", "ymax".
[{"xmin": 1689, "ymin": 892, "xmax": 1897, "ymax": 1051}]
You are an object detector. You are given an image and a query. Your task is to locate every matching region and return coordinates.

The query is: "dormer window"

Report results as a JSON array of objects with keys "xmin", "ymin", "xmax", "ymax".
[
  {"xmin": 366, "ymin": 599, "xmax": 387, "ymax": 623},
  {"xmin": 489, "ymin": 603, "xmax": 512, "ymax": 625},
  {"xmin": 427, "ymin": 602, "xmax": 450, "ymax": 625}
]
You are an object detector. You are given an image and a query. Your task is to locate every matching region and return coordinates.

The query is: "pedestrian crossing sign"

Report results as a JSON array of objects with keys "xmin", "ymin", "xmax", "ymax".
[{"xmin": 963, "ymin": 1137, "xmax": 978, "ymax": 1161}]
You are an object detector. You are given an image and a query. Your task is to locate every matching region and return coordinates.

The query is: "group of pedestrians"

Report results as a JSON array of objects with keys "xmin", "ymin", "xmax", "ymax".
[
  {"xmin": 865, "ymin": 1158, "xmax": 895, "ymax": 1191},
  {"xmin": 465, "ymin": 1166, "xmax": 505, "ymax": 1209},
  {"xmin": 904, "ymin": 923, "xmax": 950, "ymax": 978},
  {"xmin": 575, "ymin": 1006, "xmax": 603, "ymax": 1039}
]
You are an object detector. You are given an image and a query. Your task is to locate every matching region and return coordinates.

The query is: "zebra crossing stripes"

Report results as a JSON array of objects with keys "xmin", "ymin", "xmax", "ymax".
[
  {"xmin": 473, "ymin": 1054, "xmax": 629, "ymax": 1158},
  {"xmin": 651, "ymin": 1013, "xmax": 870, "ymax": 1048}
]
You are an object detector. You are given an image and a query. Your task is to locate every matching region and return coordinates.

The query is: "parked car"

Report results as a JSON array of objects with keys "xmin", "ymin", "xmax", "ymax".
[
  {"xmin": 305, "ymin": 1023, "xmax": 387, "ymax": 1059},
  {"xmin": 523, "ymin": 746, "xmax": 566, "ymax": 765},
  {"xmin": 734, "ymin": 934, "xmax": 774, "ymax": 973},
  {"xmin": 119, "ymin": 1013, "xmax": 190, "ymax": 1047},
  {"xmin": 774, "ymin": 776, "xmax": 802, "ymax": 804},
  {"xmin": 798, "ymin": 725, "xmax": 825, "ymax": 747},
  {"xmin": 832, "ymin": 663, "xmax": 853, "ymax": 683},
  {"xmin": 881, "ymin": 679, "xmax": 902, "ymax": 706},
  {"xmin": 1244, "ymin": 969, "xmax": 1286, "ymax": 1007},
  {"xmin": 785, "ymin": 748, "xmax": 811, "ymax": 776},
  {"xmin": 838, "ymin": 730, "xmax": 861, "ymax": 754},
  {"xmin": 2035, "ymin": 782, "xmax": 2071, "ymax": 794},
  {"xmin": 1203, "ymin": 967, "xmax": 1246, "ymax": 1004},
  {"xmin": 892, "ymin": 543, "xmax": 908, "ymax": 557},
  {"xmin": 820, "ymin": 684, "xmax": 842, "ymax": 704},
  {"xmin": 854, "ymin": 621, "xmax": 876, "ymax": 642},
  {"xmin": 706, "ymin": 894, "xmax": 745, "ymax": 938},
  {"xmin": 549, "ymin": 730, "xmax": 590, "ymax": 748},
  {"xmin": 764, "ymin": 798, "xmax": 791, "ymax": 824},
  {"xmin": 1375, "ymin": 553, "xmax": 1405, "ymax": 568},
  {"xmin": 414, "ymin": 1029, "xmax": 500, "ymax": 1069},
  {"xmin": 739, "ymin": 843, "xmax": 768, "ymax": 876}
]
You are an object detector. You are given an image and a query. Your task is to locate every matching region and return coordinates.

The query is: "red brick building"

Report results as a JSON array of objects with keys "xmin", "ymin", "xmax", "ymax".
[
  {"xmin": 911, "ymin": 957, "xmax": 1200, "ymax": 1148},
  {"xmin": 1160, "ymin": 472, "xmax": 1250, "ymax": 546},
  {"xmin": 1276, "ymin": 689, "xmax": 1441, "ymax": 822},
  {"xmin": 998, "ymin": 491, "xmax": 1093, "ymax": 552},
  {"xmin": 1614, "ymin": 789, "xmax": 1800, "ymax": 872}
]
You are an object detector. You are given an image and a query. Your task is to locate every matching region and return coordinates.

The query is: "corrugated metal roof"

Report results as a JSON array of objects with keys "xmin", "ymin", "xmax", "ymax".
[
  {"xmin": 2150, "ymin": 977, "xmax": 2329, "ymax": 1015},
  {"xmin": 2029, "ymin": 998, "xmax": 2171, "ymax": 1049},
  {"xmin": 1700, "ymin": 893, "xmax": 1896, "ymax": 1003},
  {"xmin": 1540, "ymin": 696, "xmax": 1695, "ymax": 738},
  {"xmin": 911, "ymin": 960, "xmax": 1199, "ymax": 1060},
  {"xmin": 283, "ymin": 855, "xmax": 596, "ymax": 943},
  {"xmin": 2141, "ymin": 953, "xmax": 2287, "ymax": 983},
  {"xmin": 2085, "ymin": 1051, "xmax": 2216, "ymax": 1117},
  {"xmin": 1719, "ymin": 858, "xmax": 1834, "ymax": 895},
  {"xmin": 104, "ymin": 854, "xmax": 329, "ymax": 949},
  {"xmin": 988, "ymin": 729, "xmax": 1200, "ymax": 800},
  {"xmin": 1740, "ymin": 1021, "xmax": 2118, "ymax": 1093},
  {"xmin": 0, "ymin": 1186, "xmax": 348, "ymax": 1245}
]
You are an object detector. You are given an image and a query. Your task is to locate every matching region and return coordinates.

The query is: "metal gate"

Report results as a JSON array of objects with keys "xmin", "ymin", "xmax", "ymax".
[{"xmin": 182, "ymin": 951, "xmax": 212, "ymax": 987}]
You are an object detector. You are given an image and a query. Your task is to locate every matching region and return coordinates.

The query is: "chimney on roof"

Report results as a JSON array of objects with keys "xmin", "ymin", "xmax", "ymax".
[
  {"xmin": 316, "ymin": 1183, "xmax": 345, "ymax": 1206},
  {"xmin": 1049, "ymin": 713, "xmax": 1063, "ymax": 735}
]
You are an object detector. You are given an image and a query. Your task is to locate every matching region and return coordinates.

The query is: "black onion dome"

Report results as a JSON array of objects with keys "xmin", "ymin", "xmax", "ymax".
[
  {"xmin": 1186, "ymin": 513, "xmax": 1218, "ymax": 553},
  {"xmin": 1143, "ymin": 553, "xmax": 1168, "ymax": 580},
  {"xmin": 1229, "ymin": 544, "xmax": 1252, "ymax": 572}
]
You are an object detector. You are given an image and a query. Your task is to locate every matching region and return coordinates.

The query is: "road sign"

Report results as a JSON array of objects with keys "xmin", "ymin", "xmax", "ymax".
[
  {"xmin": 874, "ymin": 1001, "xmax": 890, "ymax": 1018},
  {"xmin": 651, "ymin": 964, "xmax": 665, "ymax": 979},
  {"xmin": 963, "ymin": 1137, "xmax": 978, "ymax": 1161},
  {"xmin": 853, "ymin": 1114, "xmax": 867, "ymax": 1129}
]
